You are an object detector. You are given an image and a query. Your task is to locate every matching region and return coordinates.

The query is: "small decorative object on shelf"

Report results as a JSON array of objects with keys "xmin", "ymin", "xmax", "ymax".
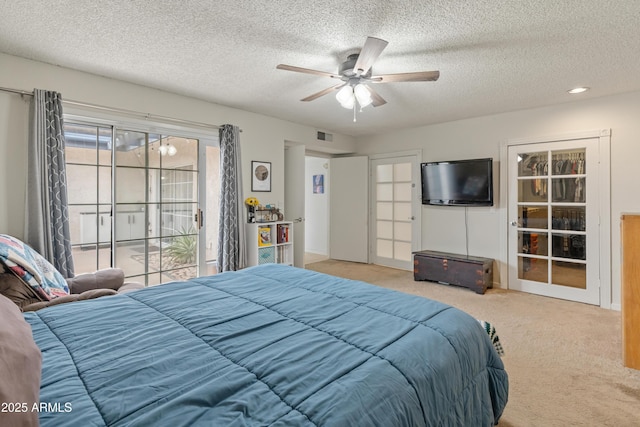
[
  {"xmin": 258, "ymin": 226, "xmax": 272, "ymax": 246},
  {"xmin": 277, "ymin": 223, "xmax": 290, "ymax": 244},
  {"xmin": 255, "ymin": 204, "xmax": 283, "ymax": 223},
  {"xmin": 245, "ymin": 197, "xmax": 260, "ymax": 223}
]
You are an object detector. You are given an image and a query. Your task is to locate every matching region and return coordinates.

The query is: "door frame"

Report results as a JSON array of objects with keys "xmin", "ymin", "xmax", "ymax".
[
  {"xmin": 284, "ymin": 143, "xmax": 306, "ymax": 268},
  {"xmin": 500, "ymin": 129, "xmax": 611, "ymax": 308},
  {"xmin": 368, "ymin": 150, "xmax": 422, "ymax": 270}
]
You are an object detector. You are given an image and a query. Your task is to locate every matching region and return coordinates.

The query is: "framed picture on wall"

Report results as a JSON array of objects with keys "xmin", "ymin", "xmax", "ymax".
[
  {"xmin": 252, "ymin": 161, "xmax": 271, "ymax": 192},
  {"xmin": 313, "ymin": 174, "xmax": 324, "ymax": 194}
]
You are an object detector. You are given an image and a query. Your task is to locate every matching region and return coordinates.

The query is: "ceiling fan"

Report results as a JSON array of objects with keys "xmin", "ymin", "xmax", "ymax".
[{"xmin": 276, "ymin": 36, "xmax": 439, "ymax": 115}]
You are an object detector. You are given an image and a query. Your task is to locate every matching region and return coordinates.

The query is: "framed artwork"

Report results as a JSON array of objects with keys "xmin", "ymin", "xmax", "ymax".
[
  {"xmin": 252, "ymin": 161, "xmax": 271, "ymax": 192},
  {"xmin": 313, "ymin": 174, "xmax": 324, "ymax": 194}
]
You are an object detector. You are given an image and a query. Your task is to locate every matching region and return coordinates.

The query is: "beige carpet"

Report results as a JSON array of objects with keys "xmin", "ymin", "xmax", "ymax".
[{"xmin": 306, "ymin": 260, "xmax": 640, "ymax": 427}]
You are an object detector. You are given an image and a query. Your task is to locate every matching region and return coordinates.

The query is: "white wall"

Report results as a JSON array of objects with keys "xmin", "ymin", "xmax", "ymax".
[
  {"xmin": 0, "ymin": 90, "xmax": 29, "ymax": 238},
  {"xmin": 354, "ymin": 90, "xmax": 640, "ymax": 308},
  {"xmin": 304, "ymin": 156, "xmax": 330, "ymax": 255},
  {"xmin": 0, "ymin": 53, "xmax": 356, "ymax": 238}
]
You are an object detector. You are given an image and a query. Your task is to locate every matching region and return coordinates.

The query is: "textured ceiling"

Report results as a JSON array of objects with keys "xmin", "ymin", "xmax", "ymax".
[{"xmin": 1, "ymin": 1, "xmax": 639, "ymax": 137}]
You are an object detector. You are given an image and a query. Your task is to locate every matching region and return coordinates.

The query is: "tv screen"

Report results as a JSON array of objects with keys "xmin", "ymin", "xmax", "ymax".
[{"xmin": 421, "ymin": 158, "xmax": 493, "ymax": 206}]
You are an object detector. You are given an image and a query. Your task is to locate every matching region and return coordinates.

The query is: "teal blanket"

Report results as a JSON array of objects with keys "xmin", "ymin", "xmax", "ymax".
[{"xmin": 25, "ymin": 264, "xmax": 508, "ymax": 426}]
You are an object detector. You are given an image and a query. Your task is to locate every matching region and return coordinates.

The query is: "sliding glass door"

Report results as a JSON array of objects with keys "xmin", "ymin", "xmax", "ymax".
[{"xmin": 65, "ymin": 121, "xmax": 219, "ymax": 285}]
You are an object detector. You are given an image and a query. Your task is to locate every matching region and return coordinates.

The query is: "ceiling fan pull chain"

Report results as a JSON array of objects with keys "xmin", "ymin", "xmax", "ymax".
[{"xmin": 353, "ymin": 103, "xmax": 357, "ymax": 122}]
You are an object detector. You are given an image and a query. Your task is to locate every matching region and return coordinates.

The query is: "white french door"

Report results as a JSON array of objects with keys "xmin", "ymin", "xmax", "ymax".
[
  {"xmin": 507, "ymin": 137, "xmax": 600, "ymax": 304},
  {"xmin": 370, "ymin": 155, "xmax": 421, "ymax": 270}
]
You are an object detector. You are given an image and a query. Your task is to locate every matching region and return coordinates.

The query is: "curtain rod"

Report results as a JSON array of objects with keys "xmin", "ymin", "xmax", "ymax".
[{"xmin": 0, "ymin": 85, "xmax": 238, "ymax": 132}]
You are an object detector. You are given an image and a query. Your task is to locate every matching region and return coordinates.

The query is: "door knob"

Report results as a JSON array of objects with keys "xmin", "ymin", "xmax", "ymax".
[{"xmin": 510, "ymin": 221, "xmax": 521, "ymax": 227}]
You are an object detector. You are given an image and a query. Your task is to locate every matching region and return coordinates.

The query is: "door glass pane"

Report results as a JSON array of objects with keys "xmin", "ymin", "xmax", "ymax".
[
  {"xmin": 162, "ymin": 169, "xmax": 198, "ymax": 202},
  {"xmin": 115, "ymin": 130, "xmax": 146, "ymax": 167},
  {"xmin": 67, "ymin": 165, "xmax": 98, "ymax": 204},
  {"xmin": 147, "ymin": 273, "xmax": 162, "ymax": 287},
  {"xmin": 518, "ymin": 231, "xmax": 548, "ymax": 256},
  {"xmin": 552, "ymin": 207, "xmax": 586, "ymax": 231},
  {"xmin": 98, "ymin": 247, "xmax": 111, "ymax": 270},
  {"xmin": 376, "ymin": 164, "xmax": 392, "ymax": 182},
  {"xmin": 98, "ymin": 127, "xmax": 112, "ymax": 166},
  {"xmin": 377, "ymin": 239, "xmax": 393, "ymax": 258},
  {"xmin": 394, "ymin": 182, "xmax": 411, "ymax": 201},
  {"xmin": 377, "ymin": 221, "xmax": 393, "ymax": 239},
  {"xmin": 72, "ymin": 244, "xmax": 98, "ymax": 273},
  {"xmin": 147, "ymin": 203, "xmax": 161, "ymax": 239},
  {"xmin": 395, "ymin": 222, "xmax": 411, "ymax": 241},
  {"xmin": 394, "ymin": 202, "xmax": 411, "ymax": 221},
  {"xmin": 518, "ymin": 256, "xmax": 548, "ymax": 283},
  {"xmin": 551, "ymin": 150, "xmax": 586, "ymax": 175},
  {"xmin": 162, "ymin": 233, "xmax": 197, "ymax": 275},
  {"xmin": 148, "ymin": 134, "xmax": 164, "ymax": 169},
  {"xmin": 65, "ymin": 123, "xmax": 98, "ymax": 164},
  {"xmin": 71, "ymin": 206, "xmax": 96, "ymax": 245},
  {"xmin": 115, "ymin": 168, "xmax": 146, "ymax": 203},
  {"xmin": 552, "ymin": 261, "xmax": 586, "ymax": 289},
  {"xmin": 394, "ymin": 241, "xmax": 412, "ymax": 261},
  {"xmin": 97, "ymin": 211, "xmax": 111, "ymax": 244},
  {"xmin": 518, "ymin": 178, "xmax": 548, "ymax": 202},
  {"xmin": 377, "ymin": 202, "xmax": 393, "ymax": 220},
  {"xmin": 519, "ymin": 205, "xmax": 548, "ymax": 229},
  {"xmin": 158, "ymin": 136, "xmax": 198, "ymax": 169},
  {"xmin": 393, "ymin": 163, "xmax": 411, "ymax": 181},
  {"xmin": 161, "ymin": 203, "xmax": 197, "ymax": 237},
  {"xmin": 517, "ymin": 152, "xmax": 548, "ymax": 177},
  {"xmin": 98, "ymin": 166, "xmax": 112, "ymax": 204},
  {"xmin": 377, "ymin": 183, "xmax": 393, "ymax": 201},
  {"xmin": 552, "ymin": 233, "xmax": 586, "ymax": 260},
  {"xmin": 552, "ymin": 177, "xmax": 585, "ymax": 202},
  {"xmin": 116, "ymin": 240, "xmax": 146, "ymax": 277}
]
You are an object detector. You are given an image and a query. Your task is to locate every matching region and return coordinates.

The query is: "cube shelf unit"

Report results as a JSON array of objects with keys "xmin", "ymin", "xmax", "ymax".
[{"xmin": 246, "ymin": 221, "xmax": 294, "ymax": 267}]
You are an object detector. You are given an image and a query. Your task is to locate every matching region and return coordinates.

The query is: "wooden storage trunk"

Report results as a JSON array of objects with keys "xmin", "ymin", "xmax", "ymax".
[{"xmin": 413, "ymin": 250, "xmax": 493, "ymax": 294}]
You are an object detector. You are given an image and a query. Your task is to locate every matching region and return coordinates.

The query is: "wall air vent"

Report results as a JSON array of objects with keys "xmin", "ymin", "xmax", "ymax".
[{"xmin": 317, "ymin": 131, "xmax": 333, "ymax": 142}]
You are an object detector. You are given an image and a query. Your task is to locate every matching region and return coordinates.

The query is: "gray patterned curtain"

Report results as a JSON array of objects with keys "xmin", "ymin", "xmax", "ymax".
[
  {"xmin": 217, "ymin": 124, "xmax": 246, "ymax": 272},
  {"xmin": 25, "ymin": 89, "xmax": 75, "ymax": 278}
]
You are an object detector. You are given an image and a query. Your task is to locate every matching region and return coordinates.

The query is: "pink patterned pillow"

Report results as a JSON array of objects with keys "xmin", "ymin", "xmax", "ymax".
[{"xmin": 0, "ymin": 235, "xmax": 69, "ymax": 300}]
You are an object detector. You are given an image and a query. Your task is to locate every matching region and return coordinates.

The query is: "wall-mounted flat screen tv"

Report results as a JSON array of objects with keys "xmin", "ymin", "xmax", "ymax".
[{"xmin": 421, "ymin": 158, "xmax": 493, "ymax": 206}]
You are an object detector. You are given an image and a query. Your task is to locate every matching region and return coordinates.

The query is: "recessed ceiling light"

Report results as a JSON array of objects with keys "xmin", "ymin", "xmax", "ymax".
[{"xmin": 568, "ymin": 87, "xmax": 589, "ymax": 94}]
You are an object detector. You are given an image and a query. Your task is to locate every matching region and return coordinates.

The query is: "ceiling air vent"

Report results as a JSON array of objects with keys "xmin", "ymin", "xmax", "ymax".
[{"xmin": 317, "ymin": 131, "xmax": 333, "ymax": 142}]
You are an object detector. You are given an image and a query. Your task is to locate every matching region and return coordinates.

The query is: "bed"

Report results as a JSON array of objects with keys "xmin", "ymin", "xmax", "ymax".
[{"xmin": 22, "ymin": 264, "xmax": 508, "ymax": 426}]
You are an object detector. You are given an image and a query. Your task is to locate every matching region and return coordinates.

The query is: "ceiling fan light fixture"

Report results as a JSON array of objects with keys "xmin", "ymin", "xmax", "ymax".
[
  {"xmin": 336, "ymin": 85, "xmax": 355, "ymax": 109},
  {"xmin": 354, "ymin": 84, "xmax": 373, "ymax": 108}
]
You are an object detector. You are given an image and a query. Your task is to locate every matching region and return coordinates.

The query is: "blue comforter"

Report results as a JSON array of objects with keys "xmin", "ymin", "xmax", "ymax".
[{"xmin": 25, "ymin": 264, "xmax": 508, "ymax": 426}]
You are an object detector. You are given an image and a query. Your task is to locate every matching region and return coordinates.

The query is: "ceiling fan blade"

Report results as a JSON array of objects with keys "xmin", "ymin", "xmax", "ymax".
[
  {"xmin": 365, "ymin": 85, "xmax": 387, "ymax": 107},
  {"xmin": 371, "ymin": 70, "xmax": 440, "ymax": 83},
  {"xmin": 353, "ymin": 37, "xmax": 388, "ymax": 76},
  {"xmin": 276, "ymin": 64, "xmax": 340, "ymax": 79},
  {"xmin": 301, "ymin": 83, "xmax": 345, "ymax": 102}
]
